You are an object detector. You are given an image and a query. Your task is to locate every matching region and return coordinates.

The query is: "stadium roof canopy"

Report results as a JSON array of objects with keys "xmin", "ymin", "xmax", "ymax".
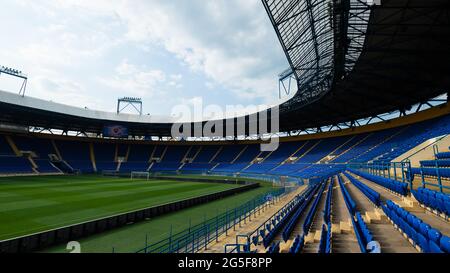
[{"xmin": 0, "ymin": 0, "xmax": 450, "ymax": 138}]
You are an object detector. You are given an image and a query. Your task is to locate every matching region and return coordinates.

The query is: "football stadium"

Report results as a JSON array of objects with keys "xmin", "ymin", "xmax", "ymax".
[{"xmin": 0, "ymin": 0, "xmax": 450, "ymax": 260}]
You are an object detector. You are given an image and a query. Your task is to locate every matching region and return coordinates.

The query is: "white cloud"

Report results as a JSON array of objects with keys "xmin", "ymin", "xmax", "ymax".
[
  {"xmin": 1, "ymin": 0, "xmax": 289, "ymax": 115},
  {"xmin": 168, "ymin": 74, "xmax": 183, "ymax": 89},
  {"xmin": 116, "ymin": 1, "xmax": 286, "ymax": 102},
  {"xmin": 98, "ymin": 59, "xmax": 166, "ymax": 97},
  {"xmin": 33, "ymin": 76, "xmax": 102, "ymax": 110},
  {"xmin": 25, "ymin": 0, "xmax": 287, "ymax": 102}
]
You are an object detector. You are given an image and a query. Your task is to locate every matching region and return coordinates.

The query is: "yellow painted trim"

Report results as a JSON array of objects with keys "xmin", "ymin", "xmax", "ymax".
[
  {"xmin": 4, "ymin": 135, "xmax": 22, "ymax": 156},
  {"xmin": 89, "ymin": 142, "xmax": 97, "ymax": 172},
  {"xmin": 51, "ymin": 140, "xmax": 62, "ymax": 160}
]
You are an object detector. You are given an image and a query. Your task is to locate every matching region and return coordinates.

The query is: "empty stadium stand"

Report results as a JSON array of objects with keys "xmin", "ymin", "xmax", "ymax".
[
  {"xmin": 0, "ymin": 0, "xmax": 449, "ymax": 257},
  {"xmin": 2, "ymin": 111, "xmax": 450, "ymax": 254},
  {"xmin": 0, "ymin": 112, "xmax": 450, "ymax": 182},
  {"xmin": 1, "ymin": 108, "xmax": 450, "ymax": 254}
]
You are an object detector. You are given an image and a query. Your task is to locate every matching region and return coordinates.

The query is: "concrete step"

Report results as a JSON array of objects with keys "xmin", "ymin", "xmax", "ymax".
[
  {"xmin": 364, "ymin": 209, "xmax": 388, "ymax": 224},
  {"xmin": 332, "ymin": 231, "xmax": 360, "ymax": 253},
  {"xmin": 396, "ymin": 196, "xmax": 423, "ymax": 212},
  {"xmin": 302, "ymin": 242, "xmax": 319, "ymax": 253}
]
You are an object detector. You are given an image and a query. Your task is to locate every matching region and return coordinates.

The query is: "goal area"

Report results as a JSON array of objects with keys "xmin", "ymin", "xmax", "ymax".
[{"xmin": 130, "ymin": 171, "xmax": 150, "ymax": 180}]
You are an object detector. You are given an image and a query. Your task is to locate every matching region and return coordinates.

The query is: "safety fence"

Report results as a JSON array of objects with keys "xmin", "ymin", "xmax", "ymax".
[
  {"xmin": 347, "ymin": 161, "xmax": 413, "ymax": 189},
  {"xmin": 136, "ymin": 187, "xmax": 288, "ymax": 253}
]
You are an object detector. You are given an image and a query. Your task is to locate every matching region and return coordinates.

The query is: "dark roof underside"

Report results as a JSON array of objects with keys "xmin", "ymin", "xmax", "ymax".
[
  {"xmin": 278, "ymin": 0, "xmax": 450, "ymax": 131},
  {"xmin": 0, "ymin": 0, "xmax": 449, "ymax": 137}
]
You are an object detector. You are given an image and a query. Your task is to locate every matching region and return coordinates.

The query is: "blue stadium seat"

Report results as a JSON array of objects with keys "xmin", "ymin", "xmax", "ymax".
[
  {"xmin": 344, "ymin": 172, "xmax": 381, "ymax": 206},
  {"xmin": 0, "ymin": 156, "xmax": 33, "ymax": 173},
  {"xmin": 412, "ymin": 188, "xmax": 450, "ymax": 216},
  {"xmin": 409, "ymin": 167, "xmax": 450, "ymax": 181},
  {"xmin": 351, "ymin": 212, "xmax": 374, "ymax": 253},
  {"xmin": 420, "ymin": 159, "xmax": 450, "ymax": 167},
  {"xmin": 289, "ymin": 235, "xmax": 305, "ymax": 254},
  {"xmin": 440, "ymin": 235, "xmax": 450, "ymax": 252},
  {"xmin": 417, "ymin": 233, "xmax": 429, "ymax": 253},
  {"xmin": 281, "ymin": 182, "xmax": 322, "ymax": 241},
  {"xmin": 382, "ymin": 201, "xmax": 448, "ymax": 253},
  {"xmin": 303, "ymin": 182, "xmax": 327, "ymax": 234},
  {"xmin": 435, "ymin": 152, "xmax": 450, "ymax": 159},
  {"xmin": 349, "ymin": 169, "xmax": 408, "ymax": 196},
  {"xmin": 338, "ymin": 175, "xmax": 356, "ymax": 215},
  {"xmin": 428, "ymin": 228, "xmax": 442, "ymax": 244}
]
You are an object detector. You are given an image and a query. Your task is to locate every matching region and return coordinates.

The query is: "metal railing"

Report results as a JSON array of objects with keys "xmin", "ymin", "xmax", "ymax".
[
  {"xmin": 347, "ymin": 161, "xmax": 413, "ymax": 190},
  {"xmin": 135, "ymin": 187, "xmax": 286, "ymax": 253}
]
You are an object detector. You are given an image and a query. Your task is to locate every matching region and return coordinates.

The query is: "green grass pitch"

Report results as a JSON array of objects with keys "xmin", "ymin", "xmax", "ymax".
[
  {"xmin": 45, "ymin": 184, "xmax": 273, "ymax": 253},
  {"xmin": 0, "ymin": 175, "xmax": 245, "ymax": 242}
]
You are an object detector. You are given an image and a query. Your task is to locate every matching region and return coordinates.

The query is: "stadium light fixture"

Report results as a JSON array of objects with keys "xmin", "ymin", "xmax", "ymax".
[
  {"xmin": 0, "ymin": 65, "xmax": 28, "ymax": 97},
  {"xmin": 117, "ymin": 97, "xmax": 143, "ymax": 115}
]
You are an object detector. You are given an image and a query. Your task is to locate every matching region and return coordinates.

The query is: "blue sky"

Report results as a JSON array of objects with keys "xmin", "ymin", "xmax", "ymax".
[{"xmin": 0, "ymin": 0, "xmax": 291, "ymax": 117}]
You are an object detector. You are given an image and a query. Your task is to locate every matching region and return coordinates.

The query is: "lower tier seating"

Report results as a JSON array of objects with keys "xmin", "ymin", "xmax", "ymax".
[
  {"xmin": 349, "ymin": 169, "xmax": 408, "ymax": 196},
  {"xmin": 289, "ymin": 235, "xmax": 305, "ymax": 253},
  {"xmin": 262, "ymin": 192, "xmax": 305, "ymax": 248},
  {"xmin": 303, "ymin": 182, "xmax": 327, "ymax": 234},
  {"xmin": 323, "ymin": 180, "xmax": 333, "ymax": 224},
  {"xmin": 409, "ymin": 167, "xmax": 450, "ymax": 180},
  {"xmin": 0, "ymin": 156, "xmax": 33, "ymax": 173},
  {"xmin": 66, "ymin": 160, "xmax": 94, "ymax": 173},
  {"xmin": 435, "ymin": 152, "xmax": 450, "ymax": 159},
  {"xmin": 96, "ymin": 162, "xmax": 118, "ymax": 172},
  {"xmin": 282, "ymin": 184, "xmax": 319, "ymax": 241},
  {"xmin": 382, "ymin": 200, "xmax": 449, "ymax": 253},
  {"xmin": 266, "ymin": 242, "xmax": 280, "ymax": 254},
  {"xmin": 352, "ymin": 212, "xmax": 374, "ymax": 253},
  {"xmin": 344, "ymin": 172, "xmax": 381, "ymax": 207},
  {"xmin": 181, "ymin": 163, "xmax": 215, "ymax": 172},
  {"xmin": 120, "ymin": 162, "xmax": 149, "ymax": 172},
  {"xmin": 412, "ymin": 187, "xmax": 450, "ymax": 216},
  {"xmin": 212, "ymin": 163, "xmax": 247, "ymax": 173},
  {"xmin": 318, "ymin": 223, "xmax": 332, "ymax": 253},
  {"xmin": 338, "ymin": 175, "xmax": 356, "ymax": 215},
  {"xmin": 150, "ymin": 163, "xmax": 181, "ymax": 172},
  {"xmin": 35, "ymin": 159, "xmax": 60, "ymax": 173},
  {"xmin": 420, "ymin": 160, "xmax": 450, "ymax": 167}
]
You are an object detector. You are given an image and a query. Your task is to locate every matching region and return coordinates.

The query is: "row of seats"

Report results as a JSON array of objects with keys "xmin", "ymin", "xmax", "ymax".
[
  {"xmin": 338, "ymin": 175, "xmax": 356, "ymax": 215},
  {"xmin": 349, "ymin": 169, "xmax": 408, "ymax": 196},
  {"xmin": 420, "ymin": 159, "xmax": 450, "ymax": 167},
  {"xmin": 318, "ymin": 223, "xmax": 332, "ymax": 253},
  {"xmin": 303, "ymin": 182, "xmax": 327, "ymax": 234},
  {"xmin": 266, "ymin": 242, "xmax": 280, "ymax": 254},
  {"xmin": 412, "ymin": 188, "xmax": 449, "ymax": 217},
  {"xmin": 261, "ymin": 188, "xmax": 313, "ymax": 248},
  {"xmin": 352, "ymin": 212, "xmax": 374, "ymax": 253},
  {"xmin": 181, "ymin": 163, "xmax": 215, "ymax": 172},
  {"xmin": 281, "ymin": 183, "xmax": 320, "ymax": 241},
  {"xmin": 409, "ymin": 167, "xmax": 450, "ymax": 181},
  {"xmin": 339, "ymin": 173, "xmax": 373, "ymax": 253},
  {"xmin": 35, "ymin": 159, "xmax": 60, "ymax": 173},
  {"xmin": 333, "ymin": 131, "xmax": 391, "ymax": 163},
  {"xmin": 4, "ymin": 113, "xmax": 450, "ymax": 175},
  {"xmin": 344, "ymin": 172, "xmax": 381, "ymax": 207},
  {"xmin": 373, "ymin": 116, "xmax": 450, "ymax": 165},
  {"xmin": 435, "ymin": 151, "xmax": 450, "ymax": 159},
  {"xmin": 417, "ymin": 147, "xmax": 450, "ymax": 192},
  {"xmin": 382, "ymin": 200, "xmax": 449, "ymax": 253},
  {"xmin": 0, "ymin": 156, "xmax": 33, "ymax": 173},
  {"xmin": 323, "ymin": 180, "xmax": 333, "ymax": 224},
  {"xmin": 289, "ymin": 235, "xmax": 305, "ymax": 254}
]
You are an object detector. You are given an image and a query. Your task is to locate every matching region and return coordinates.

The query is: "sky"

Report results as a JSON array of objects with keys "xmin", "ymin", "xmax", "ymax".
[{"xmin": 0, "ymin": 0, "xmax": 292, "ymax": 118}]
